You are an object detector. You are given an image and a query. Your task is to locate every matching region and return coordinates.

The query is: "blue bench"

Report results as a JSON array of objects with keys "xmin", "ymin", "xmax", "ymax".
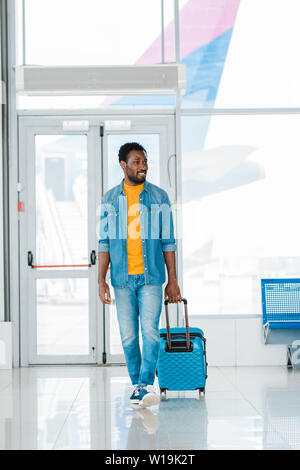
[{"xmin": 261, "ymin": 279, "xmax": 300, "ymax": 349}]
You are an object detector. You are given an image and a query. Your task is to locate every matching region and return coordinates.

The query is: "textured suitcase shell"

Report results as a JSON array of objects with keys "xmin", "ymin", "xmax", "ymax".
[{"xmin": 157, "ymin": 326, "xmax": 207, "ymax": 392}]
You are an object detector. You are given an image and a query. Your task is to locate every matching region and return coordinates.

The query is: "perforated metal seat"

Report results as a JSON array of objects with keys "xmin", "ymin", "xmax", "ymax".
[
  {"xmin": 268, "ymin": 321, "xmax": 300, "ymax": 330},
  {"xmin": 261, "ymin": 279, "xmax": 300, "ymax": 344}
]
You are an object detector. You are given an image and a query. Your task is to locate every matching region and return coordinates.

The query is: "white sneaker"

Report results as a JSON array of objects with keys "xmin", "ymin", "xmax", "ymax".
[{"xmin": 138, "ymin": 385, "xmax": 159, "ymax": 408}]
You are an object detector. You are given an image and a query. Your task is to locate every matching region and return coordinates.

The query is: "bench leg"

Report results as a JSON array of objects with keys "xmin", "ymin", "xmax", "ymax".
[
  {"xmin": 287, "ymin": 345, "xmax": 293, "ymax": 369},
  {"xmin": 263, "ymin": 324, "xmax": 269, "ymax": 344}
]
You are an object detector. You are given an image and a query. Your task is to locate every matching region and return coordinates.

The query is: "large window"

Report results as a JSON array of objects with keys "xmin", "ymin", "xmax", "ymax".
[
  {"xmin": 24, "ymin": 0, "xmax": 162, "ymax": 66},
  {"xmin": 17, "ymin": 0, "xmax": 176, "ymax": 109},
  {"xmin": 15, "ymin": 0, "xmax": 300, "ymax": 318},
  {"xmin": 178, "ymin": 0, "xmax": 300, "ymax": 316},
  {"xmin": 17, "ymin": 0, "xmax": 300, "ymax": 109},
  {"xmin": 179, "ymin": 0, "xmax": 300, "ymax": 109},
  {"xmin": 182, "ymin": 114, "xmax": 300, "ymax": 314}
]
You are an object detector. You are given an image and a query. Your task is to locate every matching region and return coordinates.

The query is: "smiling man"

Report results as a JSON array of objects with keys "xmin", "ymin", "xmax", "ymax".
[{"xmin": 98, "ymin": 142, "xmax": 181, "ymax": 408}]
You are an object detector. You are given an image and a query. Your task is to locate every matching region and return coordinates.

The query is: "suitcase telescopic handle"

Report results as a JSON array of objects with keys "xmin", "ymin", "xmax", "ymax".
[{"xmin": 164, "ymin": 298, "xmax": 190, "ymax": 351}]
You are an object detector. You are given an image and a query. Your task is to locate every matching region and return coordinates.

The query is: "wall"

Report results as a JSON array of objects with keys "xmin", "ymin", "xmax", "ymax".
[
  {"xmin": 0, "ymin": 322, "xmax": 12, "ymax": 368},
  {"xmin": 190, "ymin": 316, "xmax": 286, "ymax": 366}
]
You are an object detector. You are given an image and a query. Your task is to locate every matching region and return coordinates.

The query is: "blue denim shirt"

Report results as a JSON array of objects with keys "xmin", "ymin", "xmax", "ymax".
[{"xmin": 98, "ymin": 179, "xmax": 176, "ymax": 287}]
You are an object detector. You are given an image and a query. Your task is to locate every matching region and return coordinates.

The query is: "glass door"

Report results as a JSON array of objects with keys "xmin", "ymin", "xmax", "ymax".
[
  {"xmin": 101, "ymin": 116, "xmax": 176, "ymax": 363},
  {"xmin": 19, "ymin": 117, "xmax": 101, "ymax": 364},
  {"xmin": 18, "ymin": 114, "xmax": 176, "ymax": 365}
]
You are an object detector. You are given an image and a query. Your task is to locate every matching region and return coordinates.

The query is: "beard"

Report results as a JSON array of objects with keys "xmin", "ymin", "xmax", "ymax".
[{"xmin": 125, "ymin": 169, "xmax": 146, "ymax": 185}]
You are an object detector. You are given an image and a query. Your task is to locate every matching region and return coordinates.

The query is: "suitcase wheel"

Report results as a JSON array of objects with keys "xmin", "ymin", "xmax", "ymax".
[
  {"xmin": 160, "ymin": 388, "xmax": 167, "ymax": 400},
  {"xmin": 198, "ymin": 388, "xmax": 205, "ymax": 397}
]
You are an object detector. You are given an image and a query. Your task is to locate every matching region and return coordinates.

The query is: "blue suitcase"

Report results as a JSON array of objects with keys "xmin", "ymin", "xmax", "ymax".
[{"xmin": 157, "ymin": 298, "xmax": 207, "ymax": 398}]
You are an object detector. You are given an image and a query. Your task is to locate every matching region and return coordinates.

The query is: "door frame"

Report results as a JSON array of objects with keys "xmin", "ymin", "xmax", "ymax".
[{"xmin": 18, "ymin": 116, "xmax": 101, "ymax": 365}]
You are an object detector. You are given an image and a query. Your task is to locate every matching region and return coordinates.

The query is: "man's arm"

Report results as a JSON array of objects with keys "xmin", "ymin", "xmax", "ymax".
[
  {"xmin": 163, "ymin": 251, "xmax": 182, "ymax": 303},
  {"xmin": 98, "ymin": 196, "xmax": 111, "ymax": 304},
  {"xmin": 98, "ymin": 252, "xmax": 111, "ymax": 304},
  {"xmin": 161, "ymin": 192, "xmax": 181, "ymax": 303}
]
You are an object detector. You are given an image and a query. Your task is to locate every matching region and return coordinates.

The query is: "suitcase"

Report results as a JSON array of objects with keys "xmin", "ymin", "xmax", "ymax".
[{"xmin": 157, "ymin": 298, "xmax": 208, "ymax": 398}]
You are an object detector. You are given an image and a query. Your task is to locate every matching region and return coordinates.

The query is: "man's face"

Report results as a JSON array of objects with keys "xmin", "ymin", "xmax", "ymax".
[{"xmin": 121, "ymin": 150, "xmax": 148, "ymax": 184}]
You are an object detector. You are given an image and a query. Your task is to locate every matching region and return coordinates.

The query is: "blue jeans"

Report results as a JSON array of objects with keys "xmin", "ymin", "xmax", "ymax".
[{"xmin": 114, "ymin": 274, "xmax": 163, "ymax": 387}]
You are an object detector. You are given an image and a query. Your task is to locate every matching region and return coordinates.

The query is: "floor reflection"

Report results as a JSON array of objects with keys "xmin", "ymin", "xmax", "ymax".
[
  {"xmin": 1, "ymin": 366, "xmax": 300, "ymax": 449},
  {"xmin": 127, "ymin": 398, "xmax": 207, "ymax": 450}
]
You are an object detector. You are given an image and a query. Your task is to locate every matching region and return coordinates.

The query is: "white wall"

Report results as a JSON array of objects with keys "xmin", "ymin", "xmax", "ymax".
[
  {"xmin": 191, "ymin": 317, "xmax": 286, "ymax": 367},
  {"xmin": 0, "ymin": 322, "xmax": 12, "ymax": 368}
]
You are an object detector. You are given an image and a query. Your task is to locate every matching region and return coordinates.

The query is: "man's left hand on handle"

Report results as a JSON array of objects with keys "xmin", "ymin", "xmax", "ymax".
[{"xmin": 164, "ymin": 280, "xmax": 182, "ymax": 303}]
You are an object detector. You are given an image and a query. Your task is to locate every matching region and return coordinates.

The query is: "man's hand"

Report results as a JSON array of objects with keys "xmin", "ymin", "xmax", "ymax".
[
  {"xmin": 99, "ymin": 282, "xmax": 111, "ymax": 304},
  {"xmin": 164, "ymin": 279, "xmax": 182, "ymax": 303}
]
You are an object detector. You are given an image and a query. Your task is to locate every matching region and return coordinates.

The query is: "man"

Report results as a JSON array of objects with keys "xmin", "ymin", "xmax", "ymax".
[{"xmin": 98, "ymin": 142, "xmax": 181, "ymax": 408}]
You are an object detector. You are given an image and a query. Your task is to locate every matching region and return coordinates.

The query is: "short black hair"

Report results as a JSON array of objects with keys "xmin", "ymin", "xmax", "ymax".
[{"xmin": 118, "ymin": 142, "xmax": 147, "ymax": 163}]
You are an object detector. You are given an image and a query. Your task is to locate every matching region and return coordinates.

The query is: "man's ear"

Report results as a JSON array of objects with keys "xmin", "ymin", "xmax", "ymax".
[{"xmin": 120, "ymin": 161, "xmax": 126, "ymax": 171}]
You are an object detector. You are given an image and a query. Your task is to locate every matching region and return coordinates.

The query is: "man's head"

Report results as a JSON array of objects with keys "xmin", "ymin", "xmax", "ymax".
[{"xmin": 118, "ymin": 142, "xmax": 148, "ymax": 185}]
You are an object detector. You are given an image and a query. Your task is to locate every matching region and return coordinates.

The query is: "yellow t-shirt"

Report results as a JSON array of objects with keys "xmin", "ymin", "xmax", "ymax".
[{"xmin": 123, "ymin": 181, "xmax": 144, "ymax": 275}]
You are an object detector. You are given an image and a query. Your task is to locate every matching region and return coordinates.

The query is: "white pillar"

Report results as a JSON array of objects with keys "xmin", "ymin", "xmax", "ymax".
[{"xmin": 0, "ymin": 26, "xmax": 5, "ymax": 322}]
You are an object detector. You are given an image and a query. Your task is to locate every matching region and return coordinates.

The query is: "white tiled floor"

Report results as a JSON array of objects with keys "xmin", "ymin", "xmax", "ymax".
[{"xmin": 0, "ymin": 365, "xmax": 300, "ymax": 450}]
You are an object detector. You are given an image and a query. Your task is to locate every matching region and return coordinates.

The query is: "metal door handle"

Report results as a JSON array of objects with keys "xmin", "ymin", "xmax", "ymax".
[
  {"xmin": 27, "ymin": 251, "xmax": 34, "ymax": 268},
  {"xmin": 90, "ymin": 250, "xmax": 96, "ymax": 266},
  {"xmin": 167, "ymin": 154, "xmax": 176, "ymax": 187},
  {"xmin": 27, "ymin": 250, "xmax": 96, "ymax": 268}
]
